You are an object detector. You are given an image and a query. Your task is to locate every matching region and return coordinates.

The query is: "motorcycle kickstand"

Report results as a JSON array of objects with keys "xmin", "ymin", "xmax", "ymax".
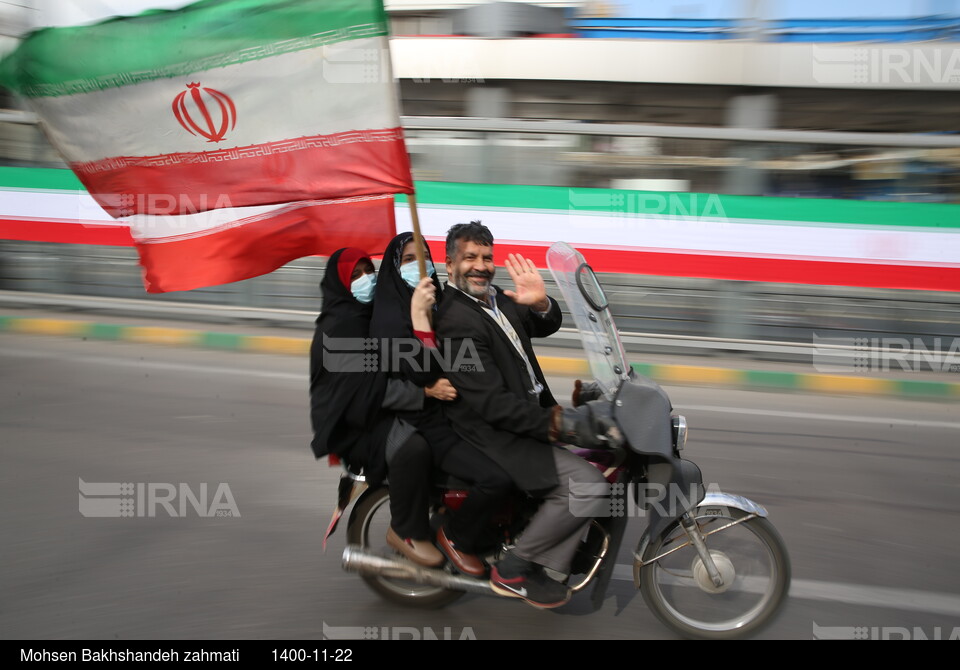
[{"xmin": 679, "ymin": 512, "xmax": 725, "ymax": 588}]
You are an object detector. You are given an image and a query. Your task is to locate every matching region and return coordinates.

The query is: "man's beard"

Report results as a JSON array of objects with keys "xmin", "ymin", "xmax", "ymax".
[{"xmin": 453, "ymin": 270, "xmax": 493, "ymax": 299}]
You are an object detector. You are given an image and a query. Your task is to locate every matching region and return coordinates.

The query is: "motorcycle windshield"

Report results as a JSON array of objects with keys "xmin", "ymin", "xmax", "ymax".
[{"xmin": 546, "ymin": 241, "xmax": 631, "ymax": 400}]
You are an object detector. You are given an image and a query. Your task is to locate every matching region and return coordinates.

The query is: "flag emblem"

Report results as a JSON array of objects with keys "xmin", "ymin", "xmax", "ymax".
[
  {"xmin": 172, "ymin": 82, "xmax": 237, "ymax": 143},
  {"xmin": 0, "ymin": 0, "xmax": 409, "ymax": 293}
]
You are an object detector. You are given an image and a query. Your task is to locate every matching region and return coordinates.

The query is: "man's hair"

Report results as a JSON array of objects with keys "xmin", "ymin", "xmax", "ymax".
[{"xmin": 445, "ymin": 221, "xmax": 494, "ymax": 260}]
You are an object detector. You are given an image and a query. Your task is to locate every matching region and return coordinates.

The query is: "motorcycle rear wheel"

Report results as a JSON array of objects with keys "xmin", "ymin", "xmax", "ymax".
[
  {"xmin": 638, "ymin": 506, "xmax": 790, "ymax": 640},
  {"xmin": 347, "ymin": 486, "xmax": 465, "ymax": 609}
]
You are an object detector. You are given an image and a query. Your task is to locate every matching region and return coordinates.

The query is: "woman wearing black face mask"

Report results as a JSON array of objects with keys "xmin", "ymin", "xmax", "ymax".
[{"xmin": 370, "ymin": 233, "xmax": 514, "ymax": 578}]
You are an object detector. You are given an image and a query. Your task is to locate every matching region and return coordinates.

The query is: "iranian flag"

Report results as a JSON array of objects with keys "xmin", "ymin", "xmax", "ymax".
[{"xmin": 0, "ymin": 0, "xmax": 410, "ymax": 292}]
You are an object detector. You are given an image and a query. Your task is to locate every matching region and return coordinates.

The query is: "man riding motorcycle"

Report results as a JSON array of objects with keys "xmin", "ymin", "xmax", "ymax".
[{"xmin": 435, "ymin": 221, "xmax": 610, "ymax": 609}]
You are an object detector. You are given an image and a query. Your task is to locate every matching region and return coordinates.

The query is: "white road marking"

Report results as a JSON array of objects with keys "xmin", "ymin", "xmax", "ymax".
[
  {"xmin": 0, "ymin": 346, "xmax": 305, "ymax": 381},
  {"xmin": 613, "ymin": 564, "xmax": 960, "ymax": 616},
  {"xmin": 676, "ymin": 404, "xmax": 960, "ymax": 431}
]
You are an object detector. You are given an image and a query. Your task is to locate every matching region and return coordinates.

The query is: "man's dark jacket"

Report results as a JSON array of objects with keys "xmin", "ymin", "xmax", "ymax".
[{"xmin": 435, "ymin": 283, "xmax": 562, "ymax": 492}]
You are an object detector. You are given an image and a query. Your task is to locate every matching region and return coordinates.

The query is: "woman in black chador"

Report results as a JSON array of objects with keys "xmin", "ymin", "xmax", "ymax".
[{"xmin": 369, "ymin": 233, "xmax": 514, "ymax": 577}]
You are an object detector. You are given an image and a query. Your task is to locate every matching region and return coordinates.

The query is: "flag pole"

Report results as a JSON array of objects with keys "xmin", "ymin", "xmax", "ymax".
[{"xmin": 408, "ymin": 192, "xmax": 428, "ymax": 280}]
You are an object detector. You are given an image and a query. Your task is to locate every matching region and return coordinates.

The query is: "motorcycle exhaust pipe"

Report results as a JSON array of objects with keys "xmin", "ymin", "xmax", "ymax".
[{"xmin": 342, "ymin": 545, "xmax": 496, "ymax": 596}]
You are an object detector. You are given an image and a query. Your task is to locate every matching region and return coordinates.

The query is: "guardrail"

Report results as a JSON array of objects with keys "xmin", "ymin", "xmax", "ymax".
[{"xmin": 2, "ymin": 242, "xmax": 958, "ymax": 367}]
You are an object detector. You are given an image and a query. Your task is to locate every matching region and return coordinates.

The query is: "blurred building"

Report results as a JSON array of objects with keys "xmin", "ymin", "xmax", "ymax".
[
  {"xmin": 386, "ymin": 0, "xmax": 960, "ymax": 200},
  {"xmin": 1, "ymin": 0, "xmax": 959, "ymax": 200}
]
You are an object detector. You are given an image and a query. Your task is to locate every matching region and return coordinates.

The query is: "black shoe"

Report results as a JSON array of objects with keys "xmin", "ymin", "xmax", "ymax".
[{"xmin": 490, "ymin": 553, "xmax": 571, "ymax": 609}]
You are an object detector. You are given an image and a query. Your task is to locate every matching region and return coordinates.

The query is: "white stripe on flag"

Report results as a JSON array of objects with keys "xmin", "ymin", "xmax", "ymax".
[
  {"xmin": 30, "ymin": 37, "xmax": 395, "ymax": 163},
  {"xmin": 128, "ymin": 195, "xmax": 395, "ymax": 243}
]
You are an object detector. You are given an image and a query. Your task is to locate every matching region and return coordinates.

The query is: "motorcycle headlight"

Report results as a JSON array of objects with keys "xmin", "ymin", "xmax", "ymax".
[{"xmin": 671, "ymin": 414, "xmax": 688, "ymax": 452}]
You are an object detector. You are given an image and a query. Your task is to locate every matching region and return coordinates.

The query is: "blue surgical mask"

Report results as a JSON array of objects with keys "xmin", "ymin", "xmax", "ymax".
[
  {"xmin": 351, "ymin": 272, "xmax": 376, "ymax": 303},
  {"xmin": 400, "ymin": 260, "xmax": 435, "ymax": 288}
]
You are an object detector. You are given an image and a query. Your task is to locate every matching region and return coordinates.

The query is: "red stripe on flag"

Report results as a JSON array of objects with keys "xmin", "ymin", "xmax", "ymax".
[
  {"xmin": 136, "ymin": 196, "xmax": 396, "ymax": 293},
  {"xmin": 73, "ymin": 128, "xmax": 413, "ymax": 217}
]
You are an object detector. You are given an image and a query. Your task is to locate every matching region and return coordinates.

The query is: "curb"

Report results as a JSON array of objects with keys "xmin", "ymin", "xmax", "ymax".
[
  {"xmin": 3, "ymin": 315, "xmax": 958, "ymax": 400},
  {"xmin": 0, "ymin": 315, "xmax": 311, "ymax": 355}
]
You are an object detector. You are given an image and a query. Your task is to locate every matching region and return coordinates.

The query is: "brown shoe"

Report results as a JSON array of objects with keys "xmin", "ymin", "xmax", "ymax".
[
  {"xmin": 386, "ymin": 527, "xmax": 444, "ymax": 567},
  {"xmin": 436, "ymin": 526, "xmax": 486, "ymax": 577}
]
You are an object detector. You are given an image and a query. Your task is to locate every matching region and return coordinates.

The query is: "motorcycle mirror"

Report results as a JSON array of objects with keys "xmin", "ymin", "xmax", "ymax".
[{"xmin": 575, "ymin": 262, "xmax": 608, "ymax": 311}]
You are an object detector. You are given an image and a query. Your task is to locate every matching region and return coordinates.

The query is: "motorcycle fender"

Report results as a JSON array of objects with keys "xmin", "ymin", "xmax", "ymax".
[
  {"xmin": 343, "ymin": 483, "xmax": 383, "ymax": 533},
  {"xmin": 638, "ymin": 458, "xmax": 704, "ymax": 553},
  {"xmin": 322, "ymin": 477, "xmax": 369, "ymax": 551},
  {"xmin": 632, "ymin": 491, "xmax": 768, "ymax": 588},
  {"xmin": 697, "ymin": 492, "xmax": 768, "ymax": 519}
]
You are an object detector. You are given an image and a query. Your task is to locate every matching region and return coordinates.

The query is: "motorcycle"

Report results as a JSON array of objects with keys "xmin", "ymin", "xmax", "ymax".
[{"xmin": 325, "ymin": 241, "xmax": 791, "ymax": 640}]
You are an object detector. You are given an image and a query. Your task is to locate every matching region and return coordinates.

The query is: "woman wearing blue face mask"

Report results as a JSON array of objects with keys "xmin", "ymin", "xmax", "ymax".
[
  {"xmin": 370, "ymin": 233, "xmax": 514, "ymax": 578},
  {"xmin": 309, "ymin": 246, "xmax": 455, "ymax": 568},
  {"xmin": 310, "ymin": 248, "xmax": 389, "ymax": 484}
]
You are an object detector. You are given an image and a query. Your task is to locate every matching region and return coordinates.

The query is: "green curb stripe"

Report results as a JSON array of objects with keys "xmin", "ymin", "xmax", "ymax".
[
  {"xmin": 742, "ymin": 369, "xmax": 802, "ymax": 388},
  {"xmin": 199, "ymin": 332, "xmax": 245, "ymax": 350},
  {"xmin": 629, "ymin": 359, "xmax": 959, "ymax": 398},
  {"xmin": 85, "ymin": 323, "xmax": 124, "ymax": 340},
  {"xmin": 894, "ymin": 379, "xmax": 955, "ymax": 397},
  {"xmin": 4, "ymin": 315, "xmax": 960, "ymax": 398},
  {"xmin": 630, "ymin": 363, "xmax": 656, "ymax": 378}
]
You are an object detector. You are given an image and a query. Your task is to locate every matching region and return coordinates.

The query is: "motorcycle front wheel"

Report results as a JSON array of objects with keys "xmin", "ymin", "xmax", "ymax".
[
  {"xmin": 347, "ymin": 486, "xmax": 464, "ymax": 609},
  {"xmin": 638, "ymin": 506, "xmax": 790, "ymax": 640}
]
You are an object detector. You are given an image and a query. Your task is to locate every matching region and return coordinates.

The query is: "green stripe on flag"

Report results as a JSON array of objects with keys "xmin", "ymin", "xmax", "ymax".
[{"xmin": 0, "ymin": 0, "xmax": 388, "ymax": 97}]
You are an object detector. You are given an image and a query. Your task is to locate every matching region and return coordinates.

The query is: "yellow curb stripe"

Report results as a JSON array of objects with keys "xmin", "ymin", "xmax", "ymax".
[
  {"xmin": 654, "ymin": 365, "xmax": 742, "ymax": 385},
  {"xmin": 799, "ymin": 374, "xmax": 896, "ymax": 395},
  {"xmin": 242, "ymin": 336, "xmax": 311, "ymax": 356},
  {"xmin": 538, "ymin": 356, "xmax": 590, "ymax": 376},
  {"xmin": 4, "ymin": 314, "xmax": 957, "ymax": 400},
  {"xmin": 8, "ymin": 318, "xmax": 87, "ymax": 337},
  {"xmin": 121, "ymin": 327, "xmax": 199, "ymax": 347}
]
